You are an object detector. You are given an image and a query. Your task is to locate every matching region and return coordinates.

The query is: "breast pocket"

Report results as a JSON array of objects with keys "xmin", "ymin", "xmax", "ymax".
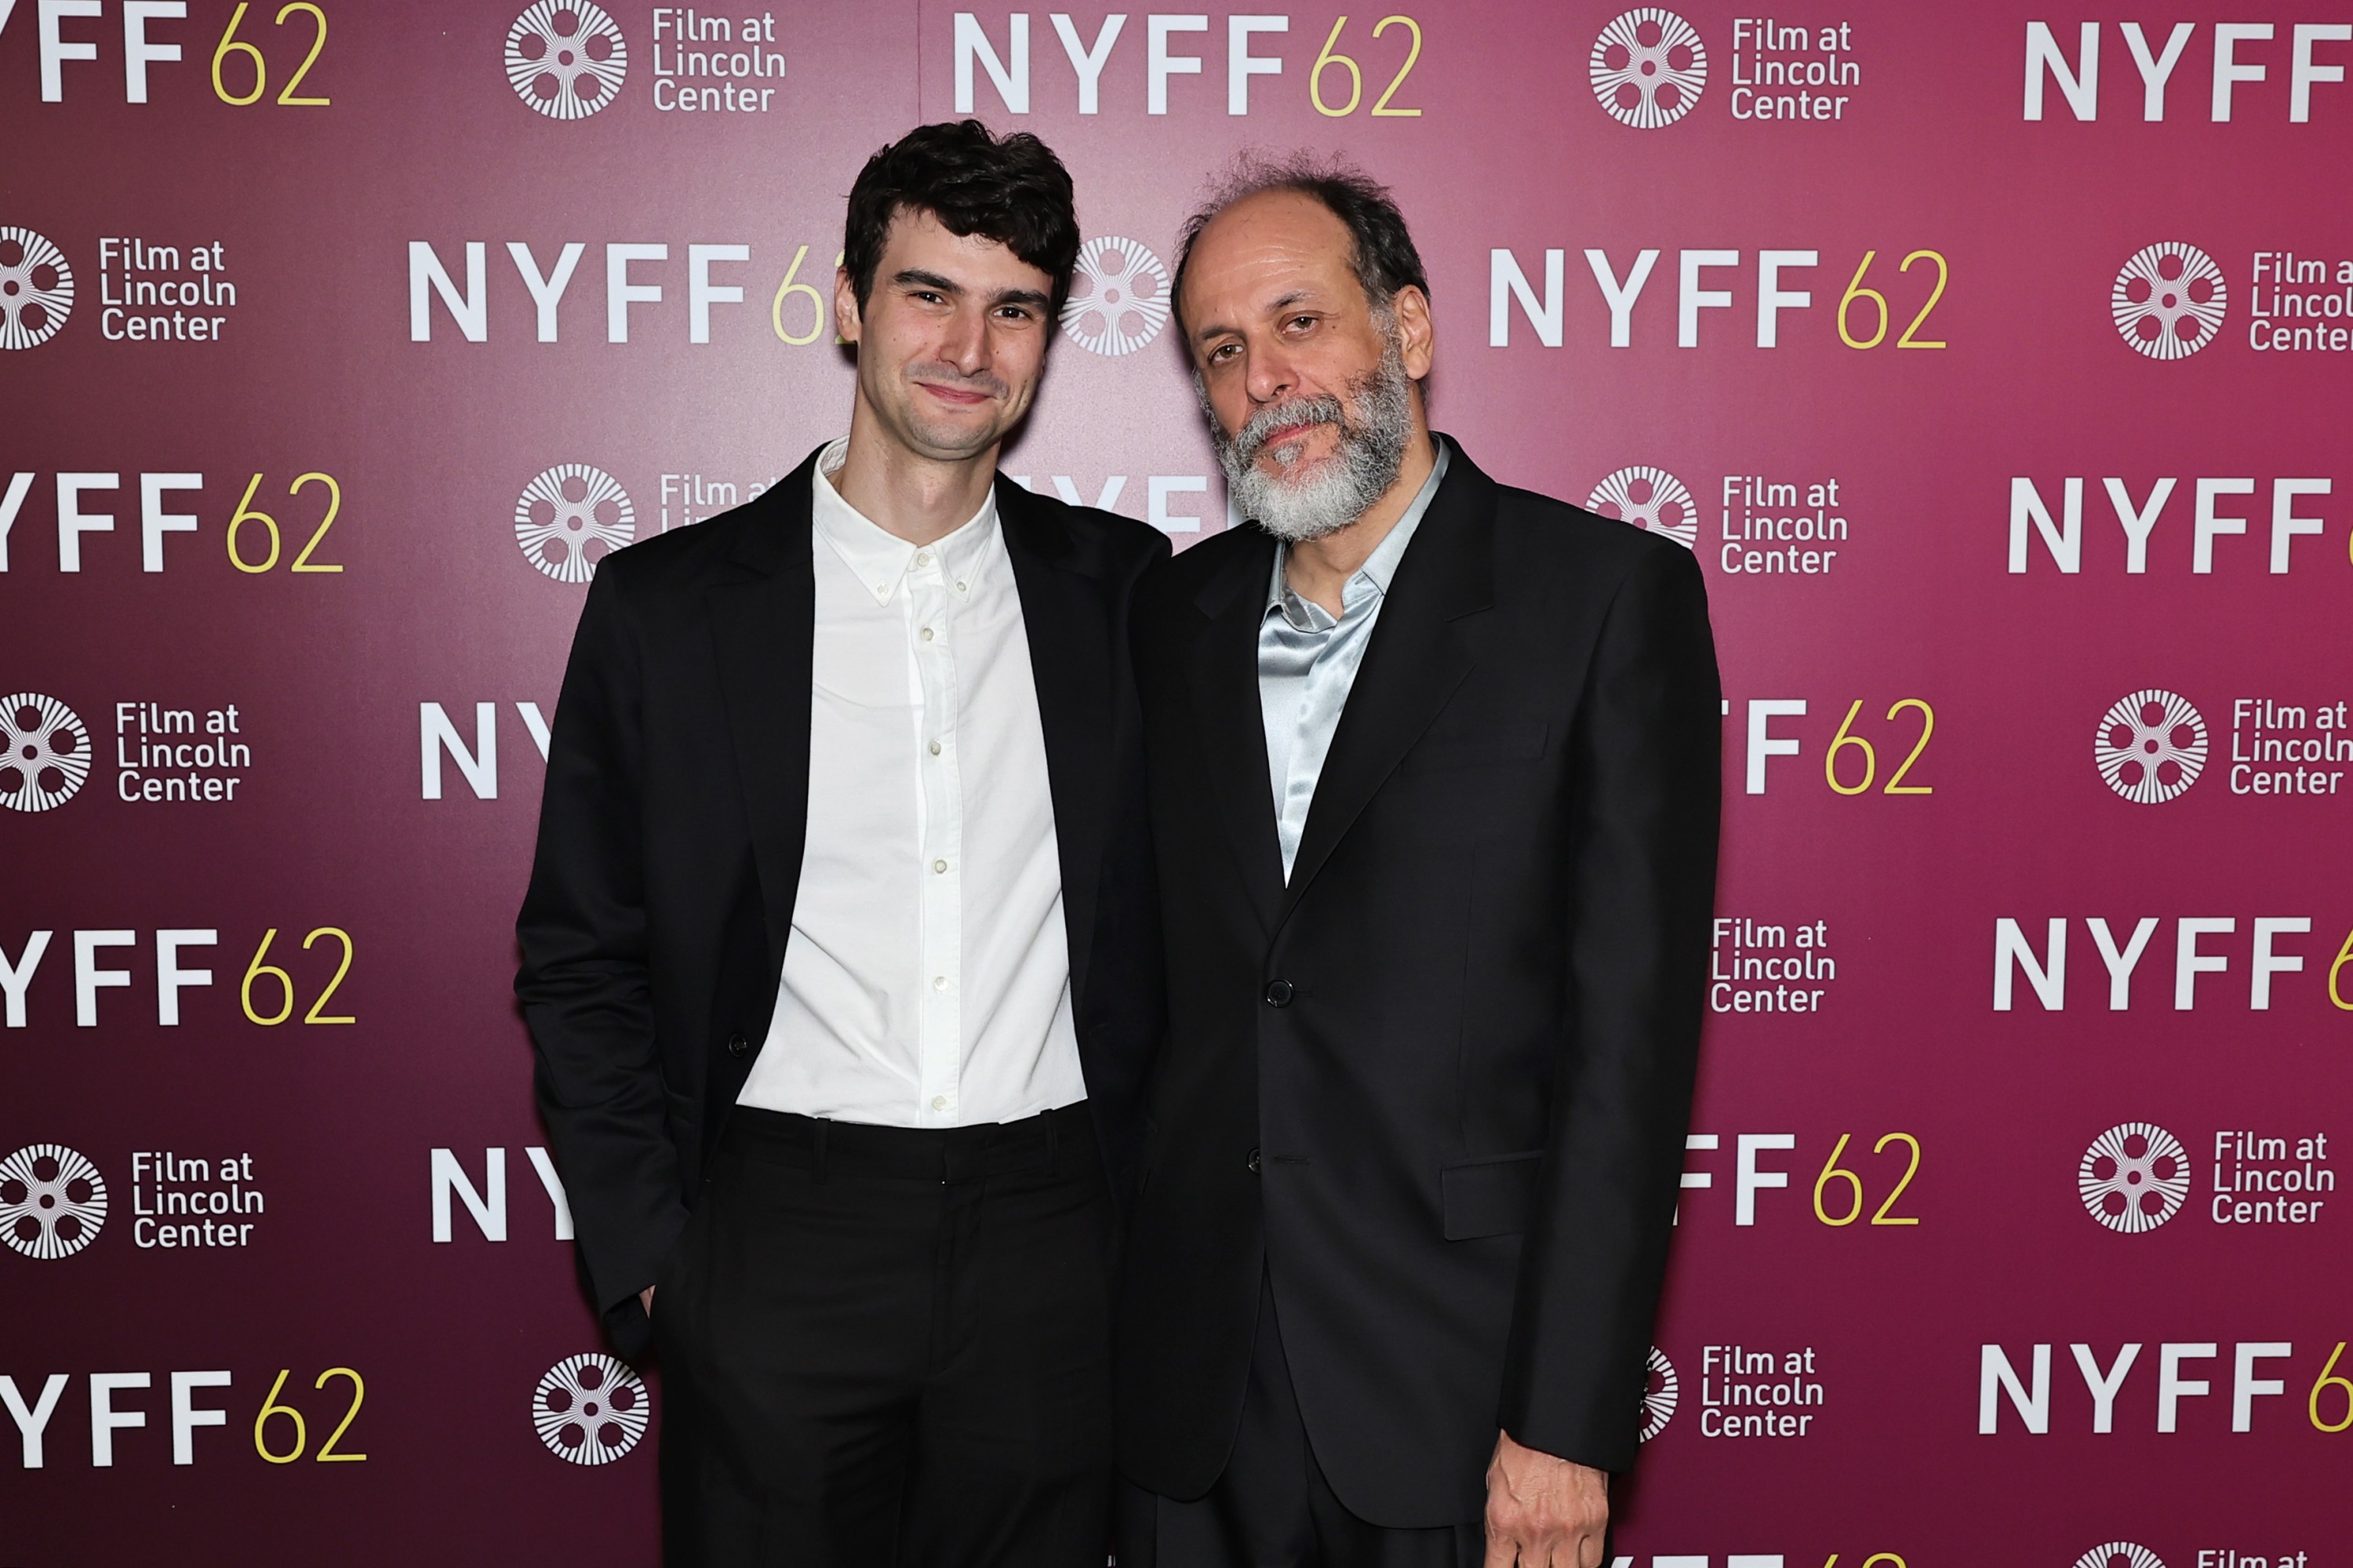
[
  {"xmin": 1400, "ymin": 720, "xmax": 1548, "ymax": 775},
  {"xmin": 1440, "ymin": 1149, "xmax": 1544, "ymax": 1241}
]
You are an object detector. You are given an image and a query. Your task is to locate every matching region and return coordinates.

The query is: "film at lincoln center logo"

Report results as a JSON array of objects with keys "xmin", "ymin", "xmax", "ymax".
[
  {"xmin": 1591, "ymin": 9, "xmax": 1707, "ymax": 128},
  {"xmin": 2094, "ymin": 689, "xmax": 2208, "ymax": 805},
  {"xmin": 506, "ymin": 1, "xmax": 628, "ymax": 119},
  {"xmin": 2076, "ymin": 1546, "xmax": 2167, "ymax": 1568},
  {"xmin": 2113, "ymin": 242, "xmax": 2227, "ymax": 360},
  {"xmin": 533, "ymin": 1354, "xmax": 649, "ymax": 1463},
  {"xmin": 1638, "ymin": 1346, "xmax": 1678, "ymax": 1442},
  {"xmin": 516, "ymin": 464, "xmax": 637, "ymax": 581},
  {"xmin": 1060, "ymin": 237, "xmax": 1172, "ymax": 356},
  {"xmin": 0, "ymin": 226, "xmax": 74, "ymax": 350},
  {"xmin": 1, "ymin": 693, "xmax": 92, "ymax": 813},
  {"xmin": 1588, "ymin": 466, "xmax": 1698, "ymax": 548},
  {"xmin": 1, "ymin": 1144, "xmax": 109, "ymax": 1260},
  {"xmin": 2078, "ymin": 1123, "xmax": 2191, "ymax": 1235}
]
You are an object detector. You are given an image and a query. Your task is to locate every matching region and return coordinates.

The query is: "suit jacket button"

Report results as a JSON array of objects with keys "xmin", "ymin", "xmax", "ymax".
[
  {"xmin": 725, "ymin": 1032, "xmax": 748, "ymax": 1058},
  {"xmin": 1263, "ymin": 979, "xmax": 1294, "ymax": 1007},
  {"xmin": 1247, "ymin": 1148, "xmax": 1262, "ymax": 1174}
]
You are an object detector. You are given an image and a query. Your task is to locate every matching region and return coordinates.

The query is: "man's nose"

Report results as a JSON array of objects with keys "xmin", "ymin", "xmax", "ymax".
[
  {"xmin": 1245, "ymin": 344, "xmax": 1298, "ymax": 406},
  {"xmin": 940, "ymin": 304, "xmax": 990, "ymax": 373}
]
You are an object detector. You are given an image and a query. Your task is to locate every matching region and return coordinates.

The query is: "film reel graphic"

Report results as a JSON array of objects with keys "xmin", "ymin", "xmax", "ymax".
[
  {"xmin": 2094, "ymin": 689, "xmax": 2208, "ymax": 805},
  {"xmin": 1591, "ymin": 9, "xmax": 1707, "ymax": 128},
  {"xmin": 533, "ymin": 1354, "xmax": 650, "ymax": 1464},
  {"xmin": 2111, "ymin": 242, "xmax": 2227, "ymax": 360},
  {"xmin": 1638, "ymin": 1346, "xmax": 1678, "ymax": 1442},
  {"xmin": 1587, "ymin": 466, "xmax": 1698, "ymax": 548},
  {"xmin": 516, "ymin": 464, "xmax": 636, "ymax": 582},
  {"xmin": 505, "ymin": 2, "xmax": 629, "ymax": 119},
  {"xmin": 1060, "ymin": 236, "xmax": 1172, "ymax": 356},
  {"xmin": 1, "ymin": 1144, "xmax": 109, "ymax": 1260},
  {"xmin": 0, "ymin": 226, "xmax": 75, "ymax": 350},
  {"xmin": 1, "ymin": 693, "xmax": 93, "ymax": 813},
  {"xmin": 2075, "ymin": 1544, "xmax": 2167, "ymax": 1568},
  {"xmin": 2078, "ymin": 1123, "xmax": 2191, "ymax": 1235}
]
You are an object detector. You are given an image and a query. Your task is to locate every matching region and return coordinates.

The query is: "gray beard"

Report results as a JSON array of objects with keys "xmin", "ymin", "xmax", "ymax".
[{"xmin": 1210, "ymin": 338, "xmax": 1417, "ymax": 544}]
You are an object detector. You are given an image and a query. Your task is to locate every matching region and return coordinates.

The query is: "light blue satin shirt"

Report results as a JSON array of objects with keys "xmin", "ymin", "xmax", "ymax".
[{"xmin": 1259, "ymin": 438, "xmax": 1452, "ymax": 879}]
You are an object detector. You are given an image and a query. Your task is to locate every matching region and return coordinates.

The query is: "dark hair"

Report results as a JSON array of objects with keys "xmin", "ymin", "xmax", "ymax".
[
  {"xmin": 1171, "ymin": 153, "xmax": 1428, "ymax": 335},
  {"xmin": 843, "ymin": 120, "xmax": 1082, "ymax": 315}
]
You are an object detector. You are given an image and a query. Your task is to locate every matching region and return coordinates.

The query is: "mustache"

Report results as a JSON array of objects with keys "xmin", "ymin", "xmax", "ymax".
[
  {"xmin": 908, "ymin": 362, "xmax": 1009, "ymax": 400},
  {"xmin": 1227, "ymin": 394, "xmax": 1348, "ymax": 467}
]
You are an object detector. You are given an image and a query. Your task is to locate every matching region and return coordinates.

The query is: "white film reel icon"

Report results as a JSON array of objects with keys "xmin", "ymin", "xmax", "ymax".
[
  {"xmin": 2075, "ymin": 1544, "xmax": 2167, "ymax": 1568},
  {"xmin": 2112, "ymin": 242, "xmax": 2227, "ymax": 360},
  {"xmin": 1, "ymin": 1144, "xmax": 109, "ymax": 1259},
  {"xmin": 2078, "ymin": 1123, "xmax": 2191, "ymax": 1235},
  {"xmin": 506, "ymin": 1, "xmax": 629, "ymax": 119},
  {"xmin": 1588, "ymin": 466, "xmax": 1697, "ymax": 548},
  {"xmin": 516, "ymin": 464, "xmax": 635, "ymax": 581},
  {"xmin": 533, "ymin": 1354, "xmax": 650, "ymax": 1464},
  {"xmin": 2094, "ymin": 689, "xmax": 2208, "ymax": 804},
  {"xmin": 1, "ymin": 693, "xmax": 93, "ymax": 812},
  {"xmin": 1591, "ymin": 9, "xmax": 1707, "ymax": 129},
  {"xmin": 0, "ymin": 227, "xmax": 75, "ymax": 350},
  {"xmin": 1060, "ymin": 236, "xmax": 1172, "ymax": 356},
  {"xmin": 1638, "ymin": 1346, "xmax": 1678, "ymax": 1442}
]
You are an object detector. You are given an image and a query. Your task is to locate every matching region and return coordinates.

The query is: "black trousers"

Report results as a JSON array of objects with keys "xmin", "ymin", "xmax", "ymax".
[
  {"xmin": 654, "ymin": 1101, "xmax": 1115, "ymax": 1568},
  {"xmin": 1115, "ymin": 1273, "xmax": 1485, "ymax": 1568}
]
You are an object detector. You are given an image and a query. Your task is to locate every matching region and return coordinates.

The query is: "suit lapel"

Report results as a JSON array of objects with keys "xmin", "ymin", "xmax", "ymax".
[
  {"xmin": 998, "ymin": 478, "xmax": 1111, "ymax": 1014},
  {"xmin": 1278, "ymin": 449, "xmax": 1497, "ymax": 924},
  {"xmin": 707, "ymin": 449, "xmax": 821, "ymax": 975},
  {"xmin": 1189, "ymin": 529, "xmax": 1286, "ymax": 936}
]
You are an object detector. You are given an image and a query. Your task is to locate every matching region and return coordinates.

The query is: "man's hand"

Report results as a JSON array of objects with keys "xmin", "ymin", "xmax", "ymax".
[
  {"xmin": 639, "ymin": 1285, "xmax": 655, "ymax": 1319},
  {"xmin": 1482, "ymin": 1429, "xmax": 1608, "ymax": 1568}
]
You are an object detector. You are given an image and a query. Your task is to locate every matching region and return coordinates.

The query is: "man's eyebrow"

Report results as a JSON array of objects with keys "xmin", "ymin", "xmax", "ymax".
[
  {"xmin": 1191, "ymin": 289, "xmax": 1320, "ymax": 346},
  {"xmin": 894, "ymin": 270, "xmax": 1050, "ymax": 312}
]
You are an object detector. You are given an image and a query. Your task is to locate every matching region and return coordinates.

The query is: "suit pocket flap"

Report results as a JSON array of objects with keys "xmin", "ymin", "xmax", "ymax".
[
  {"xmin": 1442, "ymin": 1150, "xmax": 1544, "ymax": 1241},
  {"xmin": 1402, "ymin": 721, "xmax": 1549, "ymax": 773}
]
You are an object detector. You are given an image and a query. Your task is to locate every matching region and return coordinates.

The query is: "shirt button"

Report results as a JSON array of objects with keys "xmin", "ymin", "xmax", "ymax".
[
  {"xmin": 915, "ymin": 551, "xmax": 932, "ymax": 566},
  {"xmin": 933, "ymin": 859, "xmax": 948, "ymax": 874},
  {"xmin": 921, "ymin": 627, "xmax": 936, "ymax": 642},
  {"xmin": 932, "ymin": 1095, "xmax": 948, "ymax": 1111},
  {"xmin": 1264, "ymin": 979, "xmax": 1295, "ymax": 1007},
  {"xmin": 929, "ymin": 740, "xmax": 942, "ymax": 755},
  {"xmin": 955, "ymin": 580, "xmax": 967, "ymax": 592},
  {"xmin": 933, "ymin": 975, "xmax": 948, "ymax": 991},
  {"xmin": 1247, "ymin": 1148, "xmax": 1262, "ymax": 1174}
]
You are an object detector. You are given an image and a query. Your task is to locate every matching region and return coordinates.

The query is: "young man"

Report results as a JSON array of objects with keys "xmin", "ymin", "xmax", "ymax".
[
  {"xmin": 1115, "ymin": 160, "xmax": 1722, "ymax": 1568},
  {"xmin": 517, "ymin": 121, "xmax": 1168, "ymax": 1566}
]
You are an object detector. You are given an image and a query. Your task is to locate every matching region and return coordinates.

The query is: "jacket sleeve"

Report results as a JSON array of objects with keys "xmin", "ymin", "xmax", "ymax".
[
  {"xmin": 1496, "ymin": 540, "xmax": 1722, "ymax": 1473},
  {"xmin": 515, "ymin": 560, "xmax": 689, "ymax": 1345}
]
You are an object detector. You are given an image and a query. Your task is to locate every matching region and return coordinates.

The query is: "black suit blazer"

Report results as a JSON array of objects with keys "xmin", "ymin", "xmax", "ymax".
[
  {"xmin": 1115, "ymin": 439, "xmax": 1721, "ymax": 1525},
  {"xmin": 517, "ymin": 446, "xmax": 1169, "ymax": 1356}
]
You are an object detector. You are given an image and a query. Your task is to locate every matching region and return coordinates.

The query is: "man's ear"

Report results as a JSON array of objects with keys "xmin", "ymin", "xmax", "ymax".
[
  {"xmin": 1391, "ymin": 284, "xmax": 1435, "ymax": 380},
  {"xmin": 834, "ymin": 267, "xmax": 863, "ymax": 344}
]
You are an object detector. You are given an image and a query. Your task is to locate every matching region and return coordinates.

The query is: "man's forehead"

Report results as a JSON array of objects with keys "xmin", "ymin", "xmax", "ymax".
[
  {"xmin": 1184, "ymin": 197, "xmax": 1358, "ymax": 322},
  {"xmin": 879, "ymin": 209, "xmax": 1049, "ymax": 280}
]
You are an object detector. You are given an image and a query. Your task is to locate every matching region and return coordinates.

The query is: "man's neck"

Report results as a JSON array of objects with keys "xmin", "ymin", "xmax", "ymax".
[
  {"xmin": 1282, "ymin": 429, "xmax": 1438, "ymax": 616},
  {"xmin": 831, "ymin": 400, "xmax": 1000, "ymax": 547}
]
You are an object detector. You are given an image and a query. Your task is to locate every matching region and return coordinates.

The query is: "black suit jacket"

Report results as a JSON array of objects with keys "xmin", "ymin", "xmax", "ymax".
[
  {"xmin": 517, "ymin": 446, "xmax": 1169, "ymax": 1358},
  {"xmin": 1115, "ymin": 439, "xmax": 1720, "ymax": 1525}
]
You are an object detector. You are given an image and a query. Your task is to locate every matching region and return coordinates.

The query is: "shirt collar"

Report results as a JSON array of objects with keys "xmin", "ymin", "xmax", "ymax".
[
  {"xmin": 1266, "ymin": 435, "xmax": 1453, "ymax": 628},
  {"xmin": 811, "ymin": 435, "xmax": 999, "ymax": 606}
]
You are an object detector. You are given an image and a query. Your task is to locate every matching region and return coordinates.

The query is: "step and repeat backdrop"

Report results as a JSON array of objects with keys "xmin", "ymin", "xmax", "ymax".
[{"xmin": 5, "ymin": 0, "xmax": 2350, "ymax": 1561}]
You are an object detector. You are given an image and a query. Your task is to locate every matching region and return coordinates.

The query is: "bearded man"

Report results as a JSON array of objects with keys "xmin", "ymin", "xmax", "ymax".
[{"xmin": 1115, "ymin": 158, "xmax": 1722, "ymax": 1568}]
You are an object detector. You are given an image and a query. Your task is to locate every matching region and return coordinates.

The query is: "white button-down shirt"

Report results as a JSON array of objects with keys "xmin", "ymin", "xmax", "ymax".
[{"xmin": 737, "ymin": 438, "xmax": 1086, "ymax": 1127}]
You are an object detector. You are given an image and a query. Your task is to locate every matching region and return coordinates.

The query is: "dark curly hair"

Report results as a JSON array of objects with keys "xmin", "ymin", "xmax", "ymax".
[
  {"xmin": 1171, "ymin": 153, "xmax": 1427, "ymax": 337},
  {"xmin": 843, "ymin": 120, "xmax": 1082, "ymax": 315}
]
